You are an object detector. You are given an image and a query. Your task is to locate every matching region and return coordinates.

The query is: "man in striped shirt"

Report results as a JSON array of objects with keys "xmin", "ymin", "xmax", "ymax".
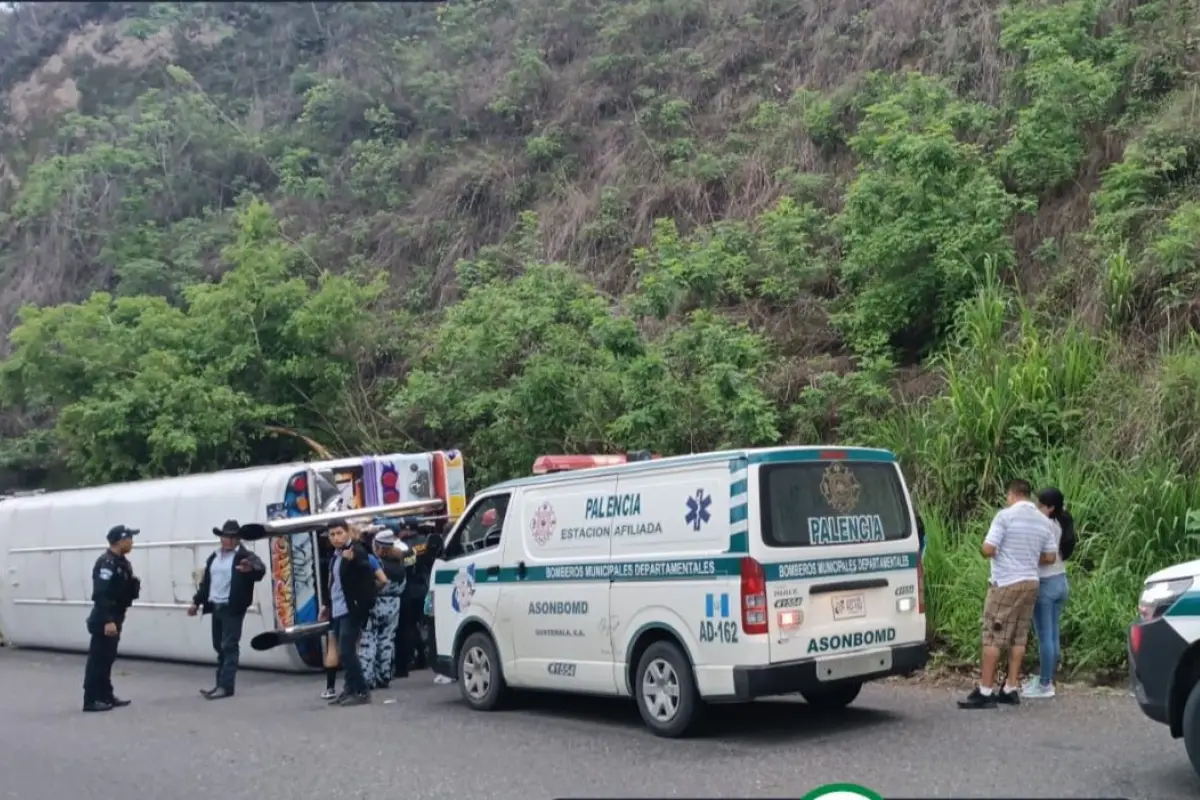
[{"xmin": 959, "ymin": 479, "xmax": 1058, "ymax": 709}]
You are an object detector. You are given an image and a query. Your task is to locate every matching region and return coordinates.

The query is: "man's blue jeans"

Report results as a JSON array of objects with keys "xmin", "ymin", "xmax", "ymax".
[
  {"xmin": 332, "ymin": 614, "xmax": 368, "ymax": 695},
  {"xmin": 211, "ymin": 604, "xmax": 245, "ymax": 692},
  {"xmin": 1032, "ymin": 573, "xmax": 1069, "ymax": 685}
]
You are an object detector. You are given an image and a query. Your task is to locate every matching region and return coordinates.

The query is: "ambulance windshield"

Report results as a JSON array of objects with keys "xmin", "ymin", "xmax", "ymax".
[{"xmin": 758, "ymin": 461, "xmax": 912, "ymax": 548}]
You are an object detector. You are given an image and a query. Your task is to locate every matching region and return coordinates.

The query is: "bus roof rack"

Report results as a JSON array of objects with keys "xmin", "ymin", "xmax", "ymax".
[{"xmin": 0, "ymin": 488, "xmax": 47, "ymax": 501}]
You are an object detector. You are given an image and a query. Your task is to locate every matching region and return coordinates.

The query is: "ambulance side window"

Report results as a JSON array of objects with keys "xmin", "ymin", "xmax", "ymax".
[{"xmin": 443, "ymin": 494, "xmax": 511, "ymax": 560}]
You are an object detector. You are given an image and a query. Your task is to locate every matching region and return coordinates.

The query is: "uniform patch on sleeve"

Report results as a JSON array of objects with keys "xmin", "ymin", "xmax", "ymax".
[{"xmin": 98, "ymin": 568, "xmax": 113, "ymax": 580}]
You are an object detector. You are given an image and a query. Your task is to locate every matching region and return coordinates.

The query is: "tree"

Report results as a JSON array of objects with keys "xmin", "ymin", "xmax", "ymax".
[{"xmin": 0, "ymin": 199, "xmax": 391, "ymax": 483}]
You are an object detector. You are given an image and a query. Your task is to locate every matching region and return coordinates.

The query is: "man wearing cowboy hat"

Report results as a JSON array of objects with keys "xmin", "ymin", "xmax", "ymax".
[{"xmin": 188, "ymin": 520, "xmax": 267, "ymax": 699}]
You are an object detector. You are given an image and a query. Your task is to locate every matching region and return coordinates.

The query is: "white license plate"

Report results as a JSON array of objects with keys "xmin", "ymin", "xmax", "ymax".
[{"xmin": 832, "ymin": 593, "xmax": 865, "ymax": 620}]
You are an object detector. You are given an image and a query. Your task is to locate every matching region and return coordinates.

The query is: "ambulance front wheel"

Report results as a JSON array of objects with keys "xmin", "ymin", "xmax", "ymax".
[
  {"xmin": 457, "ymin": 631, "xmax": 508, "ymax": 711},
  {"xmin": 1183, "ymin": 676, "xmax": 1200, "ymax": 778},
  {"xmin": 800, "ymin": 680, "xmax": 863, "ymax": 711},
  {"xmin": 634, "ymin": 641, "xmax": 703, "ymax": 737}
]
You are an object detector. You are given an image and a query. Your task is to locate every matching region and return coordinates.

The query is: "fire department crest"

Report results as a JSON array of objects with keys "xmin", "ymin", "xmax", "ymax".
[
  {"xmin": 820, "ymin": 462, "xmax": 861, "ymax": 514},
  {"xmin": 530, "ymin": 502, "xmax": 557, "ymax": 546}
]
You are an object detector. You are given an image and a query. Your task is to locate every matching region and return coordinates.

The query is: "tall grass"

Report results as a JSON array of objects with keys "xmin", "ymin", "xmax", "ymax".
[{"xmin": 876, "ymin": 269, "xmax": 1200, "ymax": 676}]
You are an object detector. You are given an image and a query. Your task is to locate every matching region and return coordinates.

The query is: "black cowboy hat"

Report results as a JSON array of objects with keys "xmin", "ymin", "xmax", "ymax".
[{"xmin": 213, "ymin": 519, "xmax": 243, "ymax": 537}]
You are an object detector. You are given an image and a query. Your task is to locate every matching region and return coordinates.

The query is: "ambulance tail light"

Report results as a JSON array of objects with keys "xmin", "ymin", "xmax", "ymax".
[
  {"xmin": 741, "ymin": 557, "xmax": 768, "ymax": 635},
  {"xmin": 917, "ymin": 557, "xmax": 926, "ymax": 615}
]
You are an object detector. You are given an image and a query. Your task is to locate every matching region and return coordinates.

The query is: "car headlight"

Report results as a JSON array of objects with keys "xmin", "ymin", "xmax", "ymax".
[{"xmin": 1138, "ymin": 577, "xmax": 1194, "ymax": 621}]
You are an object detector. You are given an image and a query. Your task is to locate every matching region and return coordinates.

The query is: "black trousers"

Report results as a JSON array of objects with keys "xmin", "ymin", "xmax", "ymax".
[
  {"xmin": 394, "ymin": 596, "xmax": 422, "ymax": 676},
  {"xmin": 83, "ymin": 619, "xmax": 121, "ymax": 704},
  {"xmin": 211, "ymin": 605, "xmax": 246, "ymax": 692}
]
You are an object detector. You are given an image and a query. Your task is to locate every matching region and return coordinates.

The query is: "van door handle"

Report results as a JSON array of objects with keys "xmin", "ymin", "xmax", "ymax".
[
  {"xmin": 517, "ymin": 561, "xmax": 527, "ymax": 580},
  {"xmin": 486, "ymin": 565, "xmax": 500, "ymax": 579}
]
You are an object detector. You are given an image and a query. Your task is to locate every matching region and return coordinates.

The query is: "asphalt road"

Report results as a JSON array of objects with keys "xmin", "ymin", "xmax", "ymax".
[{"xmin": 0, "ymin": 647, "xmax": 1194, "ymax": 800}]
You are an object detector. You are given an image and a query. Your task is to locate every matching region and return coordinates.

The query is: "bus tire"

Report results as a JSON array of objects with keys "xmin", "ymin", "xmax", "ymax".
[
  {"xmin": 800, "ymin": 680, "xmax": 863, "ymax": 711},
  {"xmin": 1184, "ymin": 678, "xmax": 1200, "ymax": 779},
  {"xmin": 457, "ymin": 631, "xmax": 508, "ymax": 711},
  {"xmin": 634, "ymin": 640, "xmax": 703, "ymax": 738}
]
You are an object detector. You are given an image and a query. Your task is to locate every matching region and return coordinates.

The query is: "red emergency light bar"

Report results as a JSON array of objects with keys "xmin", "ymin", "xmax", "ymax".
[{"xmin": 532, "ymin": 451, "xmax": 660, "ymax": 475}]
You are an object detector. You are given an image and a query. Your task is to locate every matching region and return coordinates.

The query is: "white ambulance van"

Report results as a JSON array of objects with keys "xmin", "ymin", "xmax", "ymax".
[{"xmin": 428, "ymin": 446, "xmax": 928, "ymax": 737}]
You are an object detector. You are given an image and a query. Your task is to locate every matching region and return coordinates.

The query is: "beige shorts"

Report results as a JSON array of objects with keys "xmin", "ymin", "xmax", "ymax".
[{"xmin": 981, "ymin": 580, "xmax": 1040, "ymax": 649}]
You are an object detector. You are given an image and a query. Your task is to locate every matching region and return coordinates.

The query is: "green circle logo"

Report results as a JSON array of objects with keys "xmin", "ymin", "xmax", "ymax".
[{"xmin": 801, "ymin": 784, "xmax": 885, "ymax": 800}]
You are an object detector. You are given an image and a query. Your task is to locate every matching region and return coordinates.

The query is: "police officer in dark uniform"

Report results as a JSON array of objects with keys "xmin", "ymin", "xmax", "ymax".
[
  {"xmin": 82, "ymin": 524, "xmax": 141, "ymax": 712},
  {"xmin": 393, "ymin": 519, "xmax": 437, "ymax": 678}
]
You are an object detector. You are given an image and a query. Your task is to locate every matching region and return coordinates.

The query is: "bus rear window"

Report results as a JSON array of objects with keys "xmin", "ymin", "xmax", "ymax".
[{"xmin": 759, "ymin": 461, "xmax": 911, "ymax": 548}]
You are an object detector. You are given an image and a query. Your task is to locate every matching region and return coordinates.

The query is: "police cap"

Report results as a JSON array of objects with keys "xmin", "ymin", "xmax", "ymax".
[{"xmin": 107, "ymin": 524, "xmax": 140, "ymax": 544}]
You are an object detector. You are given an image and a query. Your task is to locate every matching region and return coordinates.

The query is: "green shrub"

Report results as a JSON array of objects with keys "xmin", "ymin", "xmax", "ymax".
[{"xmin": 835, "ymin": 74, "xmax": 1022, "ymax": 357}]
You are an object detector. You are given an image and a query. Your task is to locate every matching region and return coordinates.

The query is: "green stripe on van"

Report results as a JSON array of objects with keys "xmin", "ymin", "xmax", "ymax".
[
  {"xmin": 764, "ymin": 552, "xmax": 917, "ymax": 581},
  {"xmin": 434, "ymin": 557, "xmax": 743, "ymax": 585},
  {"xmin": 746, "ymin": 448, "xmax": 896, "ymax": 464},
  {"xmin": 726, "ymin": 532, "xmax": 749, "ymax": 553},
  {"xmin": 1166, "ymin": 591, "xmax": 1200, "ymax": 617},
  {"xmin": 434, "ymin": 552, "xmax": 917, "ymax": 586}
]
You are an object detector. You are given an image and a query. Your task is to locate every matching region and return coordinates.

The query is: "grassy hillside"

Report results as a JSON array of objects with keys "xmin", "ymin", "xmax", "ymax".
[{"xmin": 1, "ymin": 0, "xmax": 1199, "ymax": 673}]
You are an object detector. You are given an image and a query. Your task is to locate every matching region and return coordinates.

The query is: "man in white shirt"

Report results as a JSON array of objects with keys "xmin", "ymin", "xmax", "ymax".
[
  {"xmin": 187, "ymin": 519, "xmax": 266, "ymax": 699},
  {"xmin": 958, "ymin": 480, "xmax": 1058, "ymax": 709}
]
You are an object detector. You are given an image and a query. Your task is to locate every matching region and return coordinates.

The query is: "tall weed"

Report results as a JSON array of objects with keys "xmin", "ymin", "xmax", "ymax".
[{"xmin": 894, "ymin": 273, "xmax": 1200, "ymax": 675}]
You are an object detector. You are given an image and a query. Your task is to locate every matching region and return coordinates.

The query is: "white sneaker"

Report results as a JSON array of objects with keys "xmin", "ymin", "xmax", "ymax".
[
  {"xmin": 1021, "ymin": 681, "xmax": 1055, "ymax": 698},
  {"xmin": 320, "ymin": 687, "xmax": 337, "ymax": 699},
  {"xmin": 433, "ymin": 674, "xmax": 454, "ymax": 685}
]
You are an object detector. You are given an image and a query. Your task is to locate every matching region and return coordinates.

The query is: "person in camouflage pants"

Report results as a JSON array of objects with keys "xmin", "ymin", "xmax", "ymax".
[{"xmin": 359, "ymin": 529, "xmax": 406, "ymax": 690}]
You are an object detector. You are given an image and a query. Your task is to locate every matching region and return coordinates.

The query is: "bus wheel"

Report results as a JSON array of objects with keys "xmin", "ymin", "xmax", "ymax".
[
  {"xmin": 634, "ymin": 641, "xmax": 703, "ymax": 737},
  {"xmin": 800, "ymin": 681, "xmax": 863, "ymax": 711},
  {"xmin": 457, "ymin": 632, "xmax": 508, "ymax": 711},
  {"xmin": 1184, "ymin": 679, "xmax": 1200, "ymax": 778}
]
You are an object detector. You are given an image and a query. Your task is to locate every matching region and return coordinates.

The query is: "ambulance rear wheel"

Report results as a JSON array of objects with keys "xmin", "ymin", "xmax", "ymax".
[
  {"xmin": 800, "ymin": 680, "xmax": 862, "ymax": 711},
  {"xmin": 634, "ymin": 641, "xmax": 703, "ymax": 738},
  {"xmin": 1184, "ymin": 678, "xmax": 1200, "ymax": 778},
  {"xmin": 457, "ymin": 631, "xmax": 508, "ymax": 711}
]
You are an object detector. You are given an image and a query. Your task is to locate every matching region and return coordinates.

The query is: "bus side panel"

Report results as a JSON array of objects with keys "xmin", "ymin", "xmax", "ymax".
[
  {"xmin": 262, "ymin": 468, "xmax": 324, "ymax": 669},
  {"xmin": 152, "ymin": 468, "xmax": 300, "ymax": 670},
  {"xmin": 0, "ymin": 497, "xmax": 56, "ymax": 647},
  {"xmin": 250, "ymin": 470, "xmax": 311, "ymax": 671}
]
